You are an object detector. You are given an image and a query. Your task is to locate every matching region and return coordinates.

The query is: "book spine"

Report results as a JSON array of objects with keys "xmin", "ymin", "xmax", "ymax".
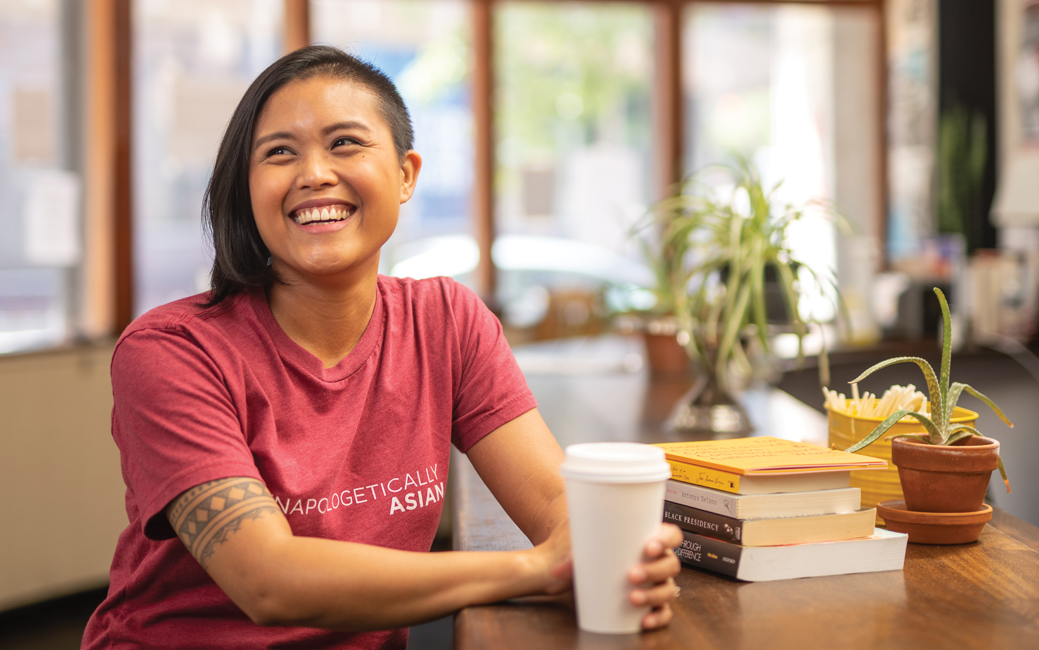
[
  {"xmin": 663, "ymin": 501, "xmax": 743, "ymax": 544},
  {"xmin": 666, "ymin": 460, "xmax": 741, "ymax": 493},
  {"xmin": 665, "ymin": 480, "xmax": 740, "ymax": 516},
  {"xmin": 674, "ymin": 530, "xmax": 743, "ymax": 578}
]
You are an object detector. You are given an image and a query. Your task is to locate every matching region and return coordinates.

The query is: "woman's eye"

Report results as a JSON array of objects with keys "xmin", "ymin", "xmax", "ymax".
[
  {"xmin": 265, "ymin": 146, "xmax": 290, "ymax": 158},
  {"xmin": 333, "ymin": 137, "xmax": 358, "ymax": 148}
]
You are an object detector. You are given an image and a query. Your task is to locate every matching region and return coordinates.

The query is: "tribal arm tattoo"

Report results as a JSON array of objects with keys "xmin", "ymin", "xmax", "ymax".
[{"xmin": 166, "ymin": 477, "xmax": 279, "ymax": 570}]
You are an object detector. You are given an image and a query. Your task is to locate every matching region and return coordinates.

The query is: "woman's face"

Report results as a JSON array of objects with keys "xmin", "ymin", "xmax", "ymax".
[{"xmin": 248, "ymin": 76, "xmax": 420, "ymax": 285}]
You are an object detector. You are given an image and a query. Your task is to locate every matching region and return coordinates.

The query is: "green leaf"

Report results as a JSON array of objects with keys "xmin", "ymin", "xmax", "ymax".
[
  {"xmin": 951, "ymin": 419, "xmax": 980, "ymax": 436},
  {"xmin": 961, "ymin": 384, "xmax": 1014, "ymax": 429},
  {"xmin": 899, "ymin": 410, "xmax": 944, "ymax": 443},
  {"xmin": 716, "ymin": 280, "xmax": 752, "ymax": 391},
  {"xmin": 997, "ymin": 455, "xmax": 1010, "ymax": 493},
  {"xmin": 725, "ymin": 213, "xmax": 743, "ymax": 319},
  {"xmin": 817, "ymin": 325, "xmax": 830, "ymax": 387},
  {"xmin": 848, "ymin": 356, "xmax": 942, "ymax": 421},
  {"xmin": 844, "ymin": 409, "xmax": 938, "ymax": 452},
  {"xmin": 948, "ymin": 424, "xmax": 985, "ymax": 440},
  {"xmin": 946, "ymin": 430, "xmax": 978, "ymax": 446},
  {"xmin": 706, "ymin": 289, "xmax": 725, "ymax": 345},
  {"xmin": 750, "ymin": 242, "xmax": 768, "ymax": 349},
  {"xmin": 945, "ymin": 382, "xmax": 967, "ymax": 428},
  {"xmin": 731, "ymin": 334, "xmax": 753, "ymax": 377},
  {"xmin": 934, "ymin": 287, "xmax": 952, "ymax": 411}
]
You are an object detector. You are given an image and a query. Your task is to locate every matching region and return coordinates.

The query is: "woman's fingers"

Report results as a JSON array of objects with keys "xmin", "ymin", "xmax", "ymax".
[
  {"xmin": 629, "ymin": 522, "xmax": 682, "ymax": 581},
  {"xmin": 654, "ymin": 523, "xmax": 684, "ymax": 551},
  {"xmin": 641, "ymin": 603, "xmax": 674, "ymax": 630},
  {"xmin": 628, "ymin": 546, "xmax": 681, "ymax": 585},
  {"xmin": 627, "ymin": 522, "xmax": 683, "ymax": 631},
  {"xmin": 630, "ymin": 576, "xmax": 680, "ymax": 608},
  {"xmin": 641, "ymin": 523, "xmax": 683, "ymax": 560}
]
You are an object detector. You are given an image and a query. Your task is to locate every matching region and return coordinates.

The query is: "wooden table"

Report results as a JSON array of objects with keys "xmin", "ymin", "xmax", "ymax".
[{"xmin": 452, "ymin": 336, "xmax": 1039, "ymax": 649}]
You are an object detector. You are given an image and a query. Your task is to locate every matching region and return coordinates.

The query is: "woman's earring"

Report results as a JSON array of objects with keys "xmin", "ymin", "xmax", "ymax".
[{"xmin": 266, "ymin": 256, "xmax": 272, "ymax": 267}]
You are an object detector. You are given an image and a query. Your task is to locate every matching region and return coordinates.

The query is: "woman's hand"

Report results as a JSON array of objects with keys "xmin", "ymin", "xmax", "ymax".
[
  {"xmin": 530, "ymin": 521, "xmax": 574, "ymax": 596},
  {"xmin": 627, "ymin": 523, "xmax": 684, "ymax": 630}
]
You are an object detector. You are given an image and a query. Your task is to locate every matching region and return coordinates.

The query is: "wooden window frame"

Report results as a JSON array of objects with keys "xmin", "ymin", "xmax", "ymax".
[{"xmin": 99, "ymin": 0, "xmax": 886, "ymax": 333}]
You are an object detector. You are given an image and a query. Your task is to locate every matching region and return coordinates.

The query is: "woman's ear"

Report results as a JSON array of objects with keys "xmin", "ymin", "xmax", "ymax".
[{"xmin": 399, "ymin": 151, "xmax": 422, "ymax": 204}]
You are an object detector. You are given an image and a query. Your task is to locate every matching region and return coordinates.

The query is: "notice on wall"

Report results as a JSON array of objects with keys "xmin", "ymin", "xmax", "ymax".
[
  {"xmin": 170, "ymin": 75, "xmax": 248, "ymax": 165},
  {"xmin": 23, "ymin": 169, "xmax": 81, "ymax": 267},
  {"xmin": 12, "ymin": 88, "xmax": 57, "ymax": 165}
]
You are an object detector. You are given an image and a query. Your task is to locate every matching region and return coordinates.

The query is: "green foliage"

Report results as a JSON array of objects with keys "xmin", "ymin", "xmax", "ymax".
[
  {"xmin": 843, "ymin": 288, "xmax": 1014, "ymax": 487},
  {"xmin": 634, "ymin": 158, "xmax": 846, "ymax": 393},
  {"xmin": 937, "ymin": 106, "xmax": 986, "ymax": 249},
  {"xmin": 495, "ymin": 5, "xmax": 652, "ymax": 154}
]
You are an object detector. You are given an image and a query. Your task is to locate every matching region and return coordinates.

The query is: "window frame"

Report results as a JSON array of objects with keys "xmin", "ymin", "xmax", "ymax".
[{"xmin": 87, "ymin": 0, "xmax": 885, "ymax": 337}]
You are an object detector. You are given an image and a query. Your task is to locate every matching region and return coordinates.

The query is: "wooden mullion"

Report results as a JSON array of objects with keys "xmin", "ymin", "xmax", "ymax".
[
  {"xmin": 472, "ymin": 0, "xmax": 496, "ymax": 305},
  {"xmin": 654, "ymin": 0, "xmax": 684, "ymax": 199},
  {"xmin": 284, "ymin": 0, "xmax": 310, "ymax": 53},
  {"xmin": 874, "ymin": 0, "xmax": 889, "ymax": 269},
  {"xmin": 82, "ymin": 0, "xmax": 116, "ymax": 338},
  {"xmin": 113, "ymin": 0, "xmax": 133, "ymax": 333}
]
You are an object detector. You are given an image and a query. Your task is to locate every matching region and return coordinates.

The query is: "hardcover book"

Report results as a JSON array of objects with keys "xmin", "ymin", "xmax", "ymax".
[
  {"xmin": 663, "ymin": 500, "xmax": 877, "ymax": 546},
  {"xmin": 674, "ymin": 528, "xmax": 908, "ymax": 582},
  {"xmin": 665, "ymin": 481, "xmax": 862, "ymax": 519},
  {"xmin": 655, "ymin": 437, "xmax": 886, "ymax": 495}
]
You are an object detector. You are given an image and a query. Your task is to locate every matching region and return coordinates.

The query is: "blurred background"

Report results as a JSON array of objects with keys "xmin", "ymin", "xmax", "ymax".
[{"xmin": 2, "ymin": 0, "xmax": 1038, "ymax": 646}]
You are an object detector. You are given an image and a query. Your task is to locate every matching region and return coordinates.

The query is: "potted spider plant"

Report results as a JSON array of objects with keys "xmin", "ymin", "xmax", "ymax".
[
  {"xmin": 626, "ymin": 211, "xmax": 692, "ymax": 375},
  {"xmin": 635, "ymin": 158, "xmax": 846, "ymax": 434},
  {"xmin": 843, "ymin": 287, "xmax": 1014, "ymax": 542}
]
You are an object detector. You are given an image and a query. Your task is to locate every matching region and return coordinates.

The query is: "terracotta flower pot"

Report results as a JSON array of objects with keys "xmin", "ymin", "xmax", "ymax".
[
  {"xmin": 891, "ymin": 436, "xmax": 1000, "ymax": 513},
  {"xmin": 643, "ymin": 332, "xmax": 689, "ymax": 375},
  {"xmin": 877, "ymin": 500, "xmax": 992, "ymax": 544}
]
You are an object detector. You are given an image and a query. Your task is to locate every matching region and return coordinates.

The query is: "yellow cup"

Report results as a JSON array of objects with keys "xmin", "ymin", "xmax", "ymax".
[{"xmin": 827, "ymin": 400, "xmax": 978, "ymax": 524}]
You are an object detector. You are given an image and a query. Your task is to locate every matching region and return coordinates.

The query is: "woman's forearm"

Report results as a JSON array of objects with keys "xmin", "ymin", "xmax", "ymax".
[
  {"xmin": 254, "ymin": 535, "xmax": 555, "ymax": 630},
  {"xmin": 168, "ymin": 477, "xmax": 568, "ymax": 633}
]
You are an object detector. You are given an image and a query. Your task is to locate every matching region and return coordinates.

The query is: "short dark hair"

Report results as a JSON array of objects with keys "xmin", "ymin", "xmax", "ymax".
[{"xmin": 201, "ymin": 46, "xmax": 414, "ymax": 307}]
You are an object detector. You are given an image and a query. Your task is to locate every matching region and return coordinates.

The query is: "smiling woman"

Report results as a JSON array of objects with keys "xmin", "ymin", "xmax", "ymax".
[
  {"xmin": 249, "ymin": 80, "xmax": 419, "ymax": 292},
  {"xmin": 244, "ymin": 75, "xmax": 422, "ymax": 366},
  {"xmin": 80, "ymin": 46, "xmax": 682, "ymax": 650},
  {"xmin": 201, "ymin": 50, "xmax": 416, "ymax": 309}
]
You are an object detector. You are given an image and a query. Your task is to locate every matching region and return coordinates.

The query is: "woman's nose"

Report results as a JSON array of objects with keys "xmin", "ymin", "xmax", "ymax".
[{"xmin": 297, "ymin": 152, "xmax": 338, "ymax": 189}]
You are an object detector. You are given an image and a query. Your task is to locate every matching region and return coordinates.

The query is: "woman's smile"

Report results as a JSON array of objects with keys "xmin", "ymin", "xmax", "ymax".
[{"xmin": 288, "ymin": 197, "xmax": 358, "ymax": 234}]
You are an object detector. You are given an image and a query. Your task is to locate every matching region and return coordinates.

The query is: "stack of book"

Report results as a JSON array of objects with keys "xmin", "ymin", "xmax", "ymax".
[{"xmin": 656, "ymin": 436, "xmax": 909, "ymax": 582}]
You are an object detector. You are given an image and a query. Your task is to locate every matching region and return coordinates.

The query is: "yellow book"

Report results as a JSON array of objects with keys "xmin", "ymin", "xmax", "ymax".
[
  {"xmin": 665, "ymin": 461, "xmax": 743, "ymax": 493},
  {"xmin": 657, "ymin": 437, "xmax": 885, "ymax": 495}
]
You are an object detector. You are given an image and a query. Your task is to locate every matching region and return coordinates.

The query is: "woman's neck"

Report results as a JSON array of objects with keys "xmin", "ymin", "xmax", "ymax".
[{"xmin": 266, "ymin": 271, "xmax": 378, "ymax": 369}]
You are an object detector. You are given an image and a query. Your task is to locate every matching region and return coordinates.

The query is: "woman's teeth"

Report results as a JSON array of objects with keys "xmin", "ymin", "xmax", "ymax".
[{"xmin": 293, "ymin": 206, "xmax": 353, "ymax": 225}]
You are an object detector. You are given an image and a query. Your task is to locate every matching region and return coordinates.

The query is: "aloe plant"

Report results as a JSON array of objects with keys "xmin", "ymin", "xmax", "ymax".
[{"xmin": 844, "ymin": 287, "xmax": 1014, "ymax": 490}]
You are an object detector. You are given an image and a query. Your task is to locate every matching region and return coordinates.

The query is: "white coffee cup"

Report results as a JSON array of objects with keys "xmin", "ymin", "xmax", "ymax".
[{"xmin": 560, "ymin": 442, "xmax": 672, "ymax": 634}]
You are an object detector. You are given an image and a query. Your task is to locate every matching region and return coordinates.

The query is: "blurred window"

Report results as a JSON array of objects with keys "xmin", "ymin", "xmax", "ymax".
[
  {"xmin": 494, "ymin": 1, "xmax": 655, "ymax": 314},
  {"xmin": 0, "ymin": 0, "xmax": 79, "ymax": 353},
  {"xmin": 133, "ymin": 0, "xmax": 283, "ymax": 316},
  {"xmin": 684, "ymin": 3, "xmax": 880, "ymax": 322},
  {"xmin": 0, "ymin": 0, "xmax": 885, "ymax": 352},
  {"xmin": 311, "ymin": 0, "xmax": 475, "ymax": 285}
]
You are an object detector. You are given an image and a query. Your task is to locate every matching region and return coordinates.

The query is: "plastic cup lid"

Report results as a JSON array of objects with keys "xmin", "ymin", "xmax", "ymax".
[{"xmin": 560, "ymin": 442, "xmax": 672, "ymax": 483}]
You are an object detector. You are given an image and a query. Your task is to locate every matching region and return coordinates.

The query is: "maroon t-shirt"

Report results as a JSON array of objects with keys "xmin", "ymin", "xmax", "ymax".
[{"xmin": 83, "ymin": 276, "xmax": 536, "ymax": 649}]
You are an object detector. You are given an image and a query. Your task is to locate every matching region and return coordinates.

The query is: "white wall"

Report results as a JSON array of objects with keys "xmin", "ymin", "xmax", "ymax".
[{"xmin": 0, "ymin": 342, "xmax": 125, "ymax": 611}]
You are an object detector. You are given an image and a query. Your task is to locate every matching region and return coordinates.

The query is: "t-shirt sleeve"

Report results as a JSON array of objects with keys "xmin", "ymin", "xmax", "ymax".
[
  {"xmin": 111, "ymin": 327, "xmax": 263, "ymax": 540},
  {"xmin": 444, "ymin": 279, "xmax": 537, "ymax": 452}
]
